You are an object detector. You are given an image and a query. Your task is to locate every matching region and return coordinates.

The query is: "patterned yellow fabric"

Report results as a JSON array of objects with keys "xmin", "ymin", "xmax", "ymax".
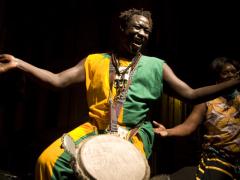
[{"xmin": 204, "ymin": 90, "xmax": 240, "ymax": 154}]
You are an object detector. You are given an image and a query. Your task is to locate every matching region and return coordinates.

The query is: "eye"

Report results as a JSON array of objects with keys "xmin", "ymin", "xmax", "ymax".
[
  {"xmin": 144, "ymin": 28, "xmax": 151, "ymax": 34},
  {"xmin": 133, "ymin": 25, "xmax": 141, "ymax": 30},
  {"xmin": 221, "ymin": 70, "xmax": 237, "ymax": 76}
]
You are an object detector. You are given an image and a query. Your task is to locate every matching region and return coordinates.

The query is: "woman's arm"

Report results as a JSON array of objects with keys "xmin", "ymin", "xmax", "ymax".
[{"xmin": 154, "ymin": 103, "xmax": 206, "ymax": 137}]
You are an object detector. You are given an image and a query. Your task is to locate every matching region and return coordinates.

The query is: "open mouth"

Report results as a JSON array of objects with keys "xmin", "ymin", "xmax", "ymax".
[
  {"xmin": 132, "ymin": 42, "xmax": 142, "ymax": 49},
  {"xmin": 132, "ymin": 38, "xmax": 143, "ymax": 49}
]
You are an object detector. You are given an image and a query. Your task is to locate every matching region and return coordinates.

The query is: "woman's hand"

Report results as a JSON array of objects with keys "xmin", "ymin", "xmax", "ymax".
[{"xmin": 153, "ymin": 121, "xmax": 168, "ymax": 137}]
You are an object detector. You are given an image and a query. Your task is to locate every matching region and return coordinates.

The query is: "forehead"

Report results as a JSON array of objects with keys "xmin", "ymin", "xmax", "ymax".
[
  {"xmin": 128, "ymin": 15, "xmax": 150, "ymax": 28},
  {"xmin": 221, "ymin": 63, "xmax": 236, "ymax": 72}
]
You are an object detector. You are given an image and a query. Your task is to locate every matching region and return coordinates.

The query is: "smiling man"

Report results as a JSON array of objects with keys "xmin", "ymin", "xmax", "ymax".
[
  {"xmin": 118, "ymin": 10, "xmax": 152, "ymax": 55},
  {"xmin": 0, "ymin": 8, "xmax": 240, "ymax": 180}
]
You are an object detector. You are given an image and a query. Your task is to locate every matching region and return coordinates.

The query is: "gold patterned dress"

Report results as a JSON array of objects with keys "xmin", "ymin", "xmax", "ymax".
[{"xmin": 197, "ymin": 90, "xmax": 240, "ymax": 180}]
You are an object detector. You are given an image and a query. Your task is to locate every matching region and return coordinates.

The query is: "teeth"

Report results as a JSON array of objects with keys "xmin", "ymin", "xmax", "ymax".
[
  {"xmin": 135, "ymin": 40, "xmax": 142, "ymax": 44},
  {"xmin": 133, "ymin": 42, "xmax": 141, "ymax": 47},
  {"xmin": 134, "ymin": 38, "xmax": 143, "ymax": 44},
  {"xmin": 134, "ymin": 41, "xmax": 142, "ymax": 46}
]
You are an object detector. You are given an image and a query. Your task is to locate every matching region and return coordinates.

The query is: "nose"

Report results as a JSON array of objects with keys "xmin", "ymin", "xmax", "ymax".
[{"xmin": 226, "ymin": 73, "xmax": 234, "ymax": 80}]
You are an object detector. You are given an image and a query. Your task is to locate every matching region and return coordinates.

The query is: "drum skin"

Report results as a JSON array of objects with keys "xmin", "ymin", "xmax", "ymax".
[{"xmin": 73, "ymin": 134, "xmax": 150, "ymax": 180}]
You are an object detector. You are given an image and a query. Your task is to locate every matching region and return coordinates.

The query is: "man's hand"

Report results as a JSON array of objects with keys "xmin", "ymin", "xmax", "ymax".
[
  {"xmin": 153, "ymin": 121, "xmax": 168, "ymax": 137},
  {"xmin": 0, "ymin": 54, "xmax": 18, "ymax": 73}
]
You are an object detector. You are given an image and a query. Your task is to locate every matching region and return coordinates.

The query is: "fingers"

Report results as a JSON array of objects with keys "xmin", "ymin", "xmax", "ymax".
[
  {"xmin": 0, "ymin": 54, "xmax": 17, "ymax": 65},
  {"xmin": 0, "ymin": 54, "xmax": 7, "ymax": 58},
  {"xmin": 153, "ymin": 121, "xmax": 160, "ymax": 126},
  {"xmin": 153, "ymin": 121, "xmax": 165, "ymax": 128},
  {"xmin": 153, "ymin": 128, "xmax": 158, "ymax": 133},
  {"xmin": 153, "ymin": 128, "xmax": 168, "ymax": 137},
  {"xmin": 160, "ymin": 131, "xmax": 168, "ymax": 137},
  {"xmin": 0, "ymin": 63, "xmax": 11, "ymax": 73},
  {"xmin": 0, "ymin": 54, "xmax": 14, "ymax": 61},
  {"xmin": 153, "ymin": 120, "xmax": 168, "ymax": 137},
  {"xmin": 0, "ymin": 54, "xmax": 17, "ymax": 73}
]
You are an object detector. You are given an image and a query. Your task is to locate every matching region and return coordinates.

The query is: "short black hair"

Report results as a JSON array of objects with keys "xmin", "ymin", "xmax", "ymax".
[{"xmin": 119, "ymin": 8, "xmax": 153, "ymax": 31}]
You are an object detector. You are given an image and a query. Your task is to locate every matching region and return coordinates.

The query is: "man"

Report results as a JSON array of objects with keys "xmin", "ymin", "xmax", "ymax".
[{"xmin": 0, "ymin": 9, "xmax": 239, "ymax": 180}]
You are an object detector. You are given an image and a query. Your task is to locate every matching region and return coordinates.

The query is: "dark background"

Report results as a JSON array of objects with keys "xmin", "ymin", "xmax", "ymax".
[{"xmin": 0, "ymin": 0, "xmax": 239, "ymax": 179}]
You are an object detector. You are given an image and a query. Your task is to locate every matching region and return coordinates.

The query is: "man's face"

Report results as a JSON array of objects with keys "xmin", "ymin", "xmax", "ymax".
[{"xmin": 121, "ymin": 15, "xmax": 151, "ymax": 55}]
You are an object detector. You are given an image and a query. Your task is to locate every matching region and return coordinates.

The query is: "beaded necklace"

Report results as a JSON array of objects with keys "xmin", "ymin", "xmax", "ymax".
[
  {"xmin": 110, "ymin": 52, "xmax": 141, "ymax": 102},
  {"xmin": 108, "ymin": 52, "xmax": 142, "ymax": 133}
]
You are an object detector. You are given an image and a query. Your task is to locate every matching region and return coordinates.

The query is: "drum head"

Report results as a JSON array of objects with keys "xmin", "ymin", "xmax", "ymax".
[{"xmin": 76, "ymin": 134, "xmax": 150, "ymax": 180}]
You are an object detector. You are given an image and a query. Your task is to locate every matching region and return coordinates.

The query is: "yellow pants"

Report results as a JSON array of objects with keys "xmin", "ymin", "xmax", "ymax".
[{"xmin": 35, "ymin": 122, "xmax": 145, "ymax": 180}]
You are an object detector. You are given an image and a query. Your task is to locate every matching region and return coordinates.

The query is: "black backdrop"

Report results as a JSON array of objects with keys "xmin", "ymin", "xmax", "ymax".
[{"xmin": 0, "ymin": 0, "xmax": 240, "ymax": 179}]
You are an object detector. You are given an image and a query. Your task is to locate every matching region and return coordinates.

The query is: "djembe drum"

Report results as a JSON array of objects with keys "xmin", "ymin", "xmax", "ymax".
[{"xmin": 62, "ymin": 134, "xmax": 150, "ymax": 180}]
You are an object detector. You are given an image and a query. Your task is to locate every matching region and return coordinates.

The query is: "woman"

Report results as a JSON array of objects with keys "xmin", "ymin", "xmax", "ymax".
[{"xmin": 154, "ymin": 57, "xmax": 240, "ymax": 180}]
